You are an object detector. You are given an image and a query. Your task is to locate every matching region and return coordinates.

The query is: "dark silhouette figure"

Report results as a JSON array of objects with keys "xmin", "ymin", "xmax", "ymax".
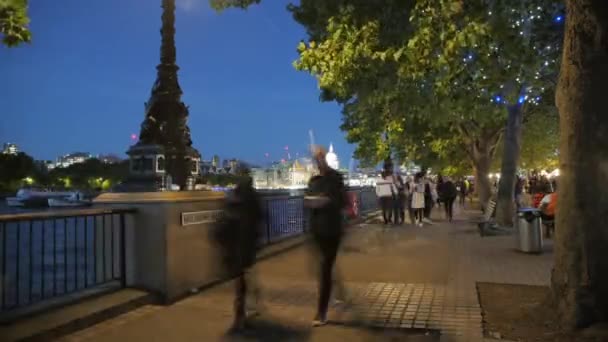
[
  {"xmin": 305, "ymin": 147, "xmax": 347, "ymax": 327},
  {"xmin": 394, "ymin": 174, "xmax": 406, "ymax": 224},
  {"xmin": 213, "ymin": 167, "xmax": 263, "ymax": 331},
  {"xmin": 439, "ymin": 177, "xmax": 458, "ymax": 221}
]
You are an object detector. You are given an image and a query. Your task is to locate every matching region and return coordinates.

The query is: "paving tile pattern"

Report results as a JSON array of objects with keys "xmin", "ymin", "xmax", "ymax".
[{"xmin": 183, "ymin": 279, "xmax": 482, "ymax": 340}]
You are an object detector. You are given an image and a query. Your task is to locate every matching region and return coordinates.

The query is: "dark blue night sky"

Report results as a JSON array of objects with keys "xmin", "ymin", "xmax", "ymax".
[{"xmin": 0, "ymin": 0, "xmax": 354, "ymax": 165}]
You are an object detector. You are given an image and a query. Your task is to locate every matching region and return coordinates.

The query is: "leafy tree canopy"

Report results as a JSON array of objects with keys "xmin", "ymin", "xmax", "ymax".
[
  {"xmin": 292, "ymin": 0, "xmax": 562, "ymax": 169},
  {"xmin": 0, "ymin": 0, "xmax": 31, "ymax": 47},
  {"xmin": 209, "ymin": 0, "xmax": 260, "ymax": 11}
]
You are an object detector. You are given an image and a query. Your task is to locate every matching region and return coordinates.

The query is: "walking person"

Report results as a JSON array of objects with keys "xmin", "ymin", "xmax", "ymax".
[
  {"xmin": 437, "ymin": 175, "xmax": 447, "ymax": 219},
  {"xmin": 514, "ymin": 176, "xmax": 524, "ymax": 209},
  {"xmin": 212, "ymin": 165, "xmax": 263, "ymax": 332},
  {"xmin": 405, "ymin": 176, "xmax": 416, "ymax": 224},
  {"xmin": 411, "ymin": 173, "xmax": 426, "ymax": 227},
  {"xmin": 441, "ymin": 177, "xmax": 458, "ymax": 222},
  {"xmin": 457, "ymin": 178, "xmax": 466, "ymax": 208},
  {"xmin": 436, "ymin": 175, "xmax": 445, "ymax": 210},
  {"xmin": 423, "ymin": 176, "xmax": 436, "ymax": 224},
  {"xmin": 304, "ymin": 146, "xmax": 347, "ymax": 327},
  {"xmin": 376, "ymin": 166, "xmax": 396, "ymax": 225},
  {"xmin": 393, "ymin": 173, "xmax": 407, "ymax": 225}
]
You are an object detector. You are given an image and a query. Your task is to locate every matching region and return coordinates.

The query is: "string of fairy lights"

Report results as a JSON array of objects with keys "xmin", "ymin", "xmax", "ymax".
[
  {"xmin": 449, "ymin": 3, "xmax": 565, "ymax": 108},
  {"xmin": 488, "ymin": 4, "xmax": 565, "ymax": 107}
]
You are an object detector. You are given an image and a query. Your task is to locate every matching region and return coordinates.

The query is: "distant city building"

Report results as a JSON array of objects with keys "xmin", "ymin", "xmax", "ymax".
[
  {"xmin": 98, "ymin": 154, "xmax": 123, "ymax": 164},
  {"xmin": 325, "ymin": 143, "xmax": 340, "ymax": 170},
  {"xmin": 289, "ymin": 159, "xmax": 313, "ymax": 186},
  {"xmin": 229, "ymin": 159, "xmax": 238, "ymax": 173},
  {"xmin": 2, "ymin": 143, "xmax": 19, "ymax": 155},
  {"xmin": 56, "ymin": 152, "xmax": 92, "ymax": 168},
  {"xmin": 212, "ymin": 155, "xmax": 220, "ymax": 168},
  {"xmin": 251, "ymin": 157, "xmax": 316, "ymax": 189},
  {"xmin": 35, "ymin": 160, "xmax": 55, "ymax": 172},
  {"xmin": 220, "ymin": 158, "xmax": 239, "ymax": 173},
  {"xmin": 200, "ymin": 160, "xmax": 213, "ymax": 174}
]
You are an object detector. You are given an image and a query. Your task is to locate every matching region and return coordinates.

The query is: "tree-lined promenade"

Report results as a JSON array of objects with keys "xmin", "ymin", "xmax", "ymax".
[{"xmin": 2, "ymin": 0, "xmax": 607, "ymax": 334}]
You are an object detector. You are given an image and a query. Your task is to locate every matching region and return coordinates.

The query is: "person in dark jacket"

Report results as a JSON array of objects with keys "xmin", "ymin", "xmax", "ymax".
[
  {"xmin": 394, "ymin": 173, "xmax": 407, "ymax": 225},
  {"xmin": 214, "ymin": 166, "xmax": 263, "ymax": 331},
  {"xmin": 440, "ymin": 177, "xmax": 458, "ymax": 221},
  {"xmin": 305, "ymin": 146, "xmax": 347, "ymax": 327}
]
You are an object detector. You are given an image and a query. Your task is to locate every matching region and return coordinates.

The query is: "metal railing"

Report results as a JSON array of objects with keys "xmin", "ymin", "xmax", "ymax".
[
  {"xmin": 353, "ymin": 186, "xmax": 378, "ymax": 215},
  {"xmin": 0, "ymin": 208, "xmax": 136, "ymax": 315},
  {"xmin": 261, "ymin": 196, "xmax": 306, "ymax": 244},
  {"xmin": 0, "ymin": 188, "xmax": 377, "ymax": 315},
  {"xmin": 259, "ymin": 187, "xmax": 378, "ymax": 244}
]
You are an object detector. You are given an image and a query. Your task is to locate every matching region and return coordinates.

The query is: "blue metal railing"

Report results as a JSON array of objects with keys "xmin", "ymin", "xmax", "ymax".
[
  {"xmin": 259, "ymin": 187, "xmax": 378, "ymax": 244},
  {"xmin": 0, "ymin": 208, "xmax": 135, "ymax": 316}
]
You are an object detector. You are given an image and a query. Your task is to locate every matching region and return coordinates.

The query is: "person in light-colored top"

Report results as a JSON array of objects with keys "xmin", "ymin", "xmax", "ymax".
[
  {"xmin": 411, "ymin": 173, "xmax": 426, "ymax": 227},
  {"xmin": 539, "ymin": 184, "xmax": 557, "ymax": 222},
  {"xmin": 376, "ymin": 170, "xmax": 397, "ymax": 224}
]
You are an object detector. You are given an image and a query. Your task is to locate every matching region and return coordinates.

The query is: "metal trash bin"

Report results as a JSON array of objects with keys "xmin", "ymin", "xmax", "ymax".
[{"xmin": 515, "ymin": 208, "xmax": 543, "ymax": 253}]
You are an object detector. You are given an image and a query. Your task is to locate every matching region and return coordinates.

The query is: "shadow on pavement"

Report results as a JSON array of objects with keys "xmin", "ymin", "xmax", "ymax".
[
  {"xmin": 327, "ymin": 320, "xmax": 441, "ymax": 342},
  {"xmin": 221, "ymin": 317, "xmax": 311, "ymax": 341},
  {"xmin": 219, "ymin": 316, "xmax": 440, "ymax": 342}
]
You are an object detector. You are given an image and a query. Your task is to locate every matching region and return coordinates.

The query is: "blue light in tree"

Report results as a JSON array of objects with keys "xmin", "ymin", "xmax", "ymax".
[
  {"xmin": 518, "ymin": 96, "xmax": 525, "ymax": 104},
  {"xmin": 494, "ymin": 95, "xmax": 503, "ymax": 103},
  {"xmin": 555, "ymin": 15, "xmax": 564, "ymax": 23},
  {"xmin": 535, "ymin": 96, "xmax": 541, "ymax": 102}
]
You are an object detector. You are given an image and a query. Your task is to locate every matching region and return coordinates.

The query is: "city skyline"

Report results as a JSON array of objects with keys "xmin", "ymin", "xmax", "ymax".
[
  {"xmin": 1, "ymin": 141, "xmax": 346, "ymax": 169},
  {"xmin": 0, "ymin": 0, "xmax": 355, "ymax": 164}
]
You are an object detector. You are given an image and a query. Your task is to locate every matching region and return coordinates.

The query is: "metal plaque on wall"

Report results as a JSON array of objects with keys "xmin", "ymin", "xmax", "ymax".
[{"xmin": 181, "ymin": 210, "xmax": 223, "ymax": 226}]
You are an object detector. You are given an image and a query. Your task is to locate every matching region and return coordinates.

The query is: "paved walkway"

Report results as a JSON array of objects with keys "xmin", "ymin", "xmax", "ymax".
[{"xmin": 59, "ymin": 206, "xmax": 553, "ymax": 342}]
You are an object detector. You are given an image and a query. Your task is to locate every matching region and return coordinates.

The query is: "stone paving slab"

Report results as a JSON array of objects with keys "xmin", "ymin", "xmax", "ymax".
[{"xmin": 60, "ymin": 206, "xmax": 553, "ymax": 342}]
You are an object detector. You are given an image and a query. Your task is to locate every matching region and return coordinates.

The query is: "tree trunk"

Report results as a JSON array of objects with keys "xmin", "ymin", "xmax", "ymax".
[
  {"xmin": 471, "ymin": 142, "xmax": 493, "ymax": 208},
  {"xmin": 496, "ymin": 105, "xmax": 524, "ymax": 227},
  {"xmin": 552, "ymin": 0, "xmax": 608, "ymax": 329}
]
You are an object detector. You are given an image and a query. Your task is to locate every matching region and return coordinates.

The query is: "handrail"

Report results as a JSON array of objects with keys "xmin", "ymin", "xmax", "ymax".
[
  {"xmin": 261, "ymin": 195, "xmax": 305, "ymax": 200},
  {"xmin": 0, "ymin": 207, "xmax": 137, "ymax": 222}
]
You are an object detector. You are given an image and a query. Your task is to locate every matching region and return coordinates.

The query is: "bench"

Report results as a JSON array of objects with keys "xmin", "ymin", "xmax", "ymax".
[{"xmin": 477, "ymin": 199, "xmax": 513, "ymax": 237}]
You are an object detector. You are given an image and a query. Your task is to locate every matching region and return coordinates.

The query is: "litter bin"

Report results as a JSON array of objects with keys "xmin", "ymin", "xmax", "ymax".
[{"xmin": 515, "ymin": 208, "xmax": 543, "ymax": 253}]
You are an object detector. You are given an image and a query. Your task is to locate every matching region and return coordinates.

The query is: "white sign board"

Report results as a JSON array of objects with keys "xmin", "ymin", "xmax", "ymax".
[{"xmin": 181, "ymin": 210, "xmax": 223, "ymax": 226}]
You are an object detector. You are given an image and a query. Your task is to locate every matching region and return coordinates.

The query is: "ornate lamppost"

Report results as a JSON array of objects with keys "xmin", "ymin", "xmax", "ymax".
[{"xmin": 126, "ymin": 0, "xmax": 200, "ymax": 191}]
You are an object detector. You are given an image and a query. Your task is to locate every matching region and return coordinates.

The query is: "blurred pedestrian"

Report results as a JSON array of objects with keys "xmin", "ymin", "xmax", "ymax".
[
  {"xmin": 457, "ymin": 178, "xmax": 466, "ymax": 208},
  {"xmin": 305, "ymin": 146, "xmax": 348, "ymax": 327},
  {"xmin": 441, "ymin": 176, "xmax": 458, "ymax": 222},
  {"xmin": 376, "ymin": 159, "xmax": 397, "ymax": 224},
  {"xmin": 423, "ymin": 175, "xmax": 436, "ymax": 224},
  {"xmin": 212, "ymin": 165, "xmax": 263, "ymax": 332},
  {"xmin": 411, "ymin": 173, "xmax": 426, "ymax": 227},
  {"xmin": 376, "ymin": 170, "xmax": 396, "ymax": 224},
  {"xmin": 393, "ymin": 173, "xmax": 407, "ymax": 225},
  {"xmin": 436, "ymin": 175, "xmax": 445, "ymax": 209}
]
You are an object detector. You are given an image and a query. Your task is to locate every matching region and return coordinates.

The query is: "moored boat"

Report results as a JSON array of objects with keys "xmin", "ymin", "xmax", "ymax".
[
  {"xmin": 47, "ymin": 192, "xmax": 92, "ymax": 208},
  {"xmin": 5, "ymin": 188, "xmax": 76, "ymax": 208}
]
